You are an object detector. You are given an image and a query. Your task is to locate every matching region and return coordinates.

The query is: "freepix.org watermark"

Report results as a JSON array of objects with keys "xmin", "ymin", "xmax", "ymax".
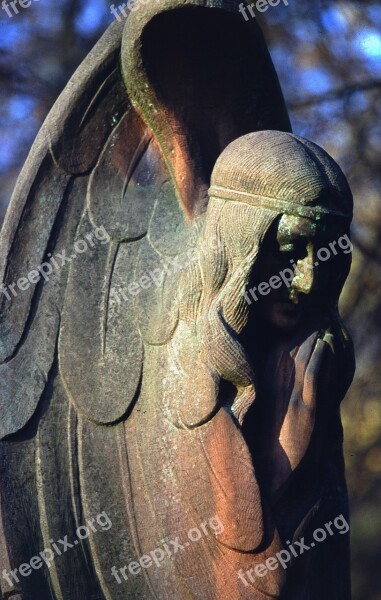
[
  {"xmin": 239, "ymin": 0, "xmax": 289, "ymax": 21},
  {"xmin": 111, "ymin": 515, "xmax": 224, "ymax": 584},
  {"xmin": 1, "ymin": 511, "xmax": 112, "ymax": 588},
  {"xmin": 238, "ymin": 513, "xmax": 349, "ymax": 587},
  {"xmin": 1, "ymin": 0, "xmax": 39, "ymax": 18},
  {"xmin": 0, "ymin": 225, "xmax": 110, "ymax": 302},
  {"xmin": 243, "ymin": 234, "xmax": 352, "ymax": 305},
  {"xmin": 110, "ymin": 232, "xmax": 222, "ymax": 305},
  {"xmin": 110, "ymin": 0, "xmax": 160, "ymax": 21}
]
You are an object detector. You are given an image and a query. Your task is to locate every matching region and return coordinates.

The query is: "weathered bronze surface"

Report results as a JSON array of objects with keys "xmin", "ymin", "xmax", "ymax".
[{"xmin": 0, "ymin": 1, "xmax": 354, "ymax": 599}]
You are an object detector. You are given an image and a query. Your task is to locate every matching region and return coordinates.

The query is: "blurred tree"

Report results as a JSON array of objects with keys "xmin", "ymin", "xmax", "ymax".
[
  {"xmin": 0, "ymin": 0, "xmax": 113, "ymax": 222},
  {"xmin": 0, "ymin": 1, "xmax": 380, "ymax": 598}
]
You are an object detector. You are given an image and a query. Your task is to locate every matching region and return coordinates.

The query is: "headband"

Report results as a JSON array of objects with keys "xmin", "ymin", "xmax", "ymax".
[{"xmin": 208, "ymin": 185, "xmax": 352, "ymax": 219}]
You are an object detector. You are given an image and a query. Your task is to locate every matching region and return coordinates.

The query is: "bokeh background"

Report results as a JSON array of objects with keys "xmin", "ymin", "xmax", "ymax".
[{"xmin": 0, "ymin": 0, "xmax": 380, "ymax": 597}]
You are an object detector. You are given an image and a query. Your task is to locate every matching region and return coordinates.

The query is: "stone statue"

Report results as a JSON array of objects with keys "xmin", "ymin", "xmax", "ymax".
[{"xmin": 0, "ymin": 1, "xmax": 354, "ymax": 599}]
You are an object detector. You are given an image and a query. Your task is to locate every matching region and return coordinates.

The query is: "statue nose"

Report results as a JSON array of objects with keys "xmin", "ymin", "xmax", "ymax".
[{"xmin": 290, "ymin": 243, "xmax": 315, "ymax": 297}]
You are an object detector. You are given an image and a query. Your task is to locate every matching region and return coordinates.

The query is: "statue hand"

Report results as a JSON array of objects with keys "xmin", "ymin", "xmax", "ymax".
[{"xmin": 272, "ymin": 332, "xmax": 332, "ymax": 494}]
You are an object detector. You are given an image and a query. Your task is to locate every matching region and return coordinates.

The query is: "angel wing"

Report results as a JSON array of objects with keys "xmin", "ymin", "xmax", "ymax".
[{"xmin": 0, "ymin": 2, "xmax": 292, "ymax": 599}]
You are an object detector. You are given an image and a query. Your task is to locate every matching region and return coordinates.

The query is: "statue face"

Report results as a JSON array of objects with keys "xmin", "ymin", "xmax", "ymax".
[{"xmin": 255, "ymin": 214, "xmax": 348, "ymax": 332}]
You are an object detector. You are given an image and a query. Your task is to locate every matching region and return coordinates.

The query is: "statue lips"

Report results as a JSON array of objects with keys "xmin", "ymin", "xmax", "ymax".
[
  {"xmin": 261, "ymin": 291, "xmax": 309, "ymax": 332},
  {"xmin": 277, "ymin": 299, "xmax": 302, "ymax": 315}
]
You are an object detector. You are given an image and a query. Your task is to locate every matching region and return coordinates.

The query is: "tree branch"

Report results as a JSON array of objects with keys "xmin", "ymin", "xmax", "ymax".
[{"xmin": 288, "ymin": 80, "xmax": 381, "ymax": 110}]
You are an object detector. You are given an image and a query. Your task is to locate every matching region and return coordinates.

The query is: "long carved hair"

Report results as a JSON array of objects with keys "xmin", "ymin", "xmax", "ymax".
[{"xmin": 179, "ymin": 131, "xmax": 354, "ymax": 425}]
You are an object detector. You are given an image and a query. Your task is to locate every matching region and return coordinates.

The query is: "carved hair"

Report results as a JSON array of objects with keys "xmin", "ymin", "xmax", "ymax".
[
  {"xmin": 196, "ymin": 200, "xmax": 277, "ymax": 422},
  {"xmin": 181, "ymin": 131, "xmax": 354, "ymax": 425}
]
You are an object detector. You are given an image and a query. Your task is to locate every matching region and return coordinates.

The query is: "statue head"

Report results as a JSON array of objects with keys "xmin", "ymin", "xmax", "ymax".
[
  {"xmin": 207, "ymin": 130, "xmax": 353, "ymax": 333},
  {"xmin": 184, "ymin": 130, "xmax": 353, "ymax": 423}
]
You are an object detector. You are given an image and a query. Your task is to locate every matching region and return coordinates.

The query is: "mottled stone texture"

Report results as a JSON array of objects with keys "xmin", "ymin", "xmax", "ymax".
[{"xmin": 0, "ymin": 2, "xmax": 354, "ymax": 599}]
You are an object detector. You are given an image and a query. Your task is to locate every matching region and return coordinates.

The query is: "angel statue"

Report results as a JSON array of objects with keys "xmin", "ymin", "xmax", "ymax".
[{"xmin": 0, "ymin": 1, "xmax": 354, "ymax": 599}]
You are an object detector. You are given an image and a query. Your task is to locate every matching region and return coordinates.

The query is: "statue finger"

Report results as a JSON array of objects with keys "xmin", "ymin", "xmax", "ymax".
[
  {"xmin": 302, "ymin": 337, "xmax": 327, "ymax": 409},
  {"xmin": 291, "ymin": 331, "xmax": 320, "ymax": 399}
]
